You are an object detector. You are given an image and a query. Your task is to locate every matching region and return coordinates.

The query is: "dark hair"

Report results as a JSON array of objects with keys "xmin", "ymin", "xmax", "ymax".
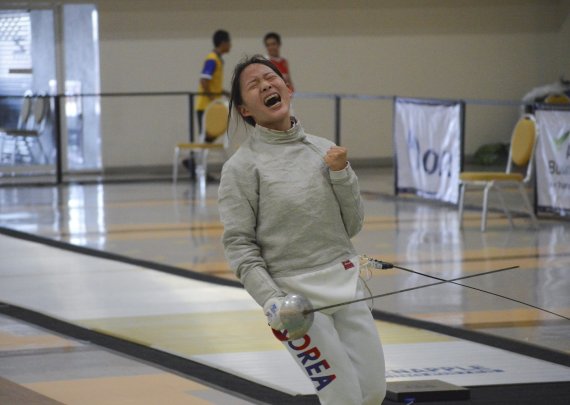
[
  {"xmin": 228, "ymin": 55, "xmax": 285, "ymax": 127},
  {"xmin": 213, "ymin": 30, "xmax": 230, "ymax": 47},
  {"xmin": 264, "ymin": 32, "xmax": 281, "ymax": 45}
]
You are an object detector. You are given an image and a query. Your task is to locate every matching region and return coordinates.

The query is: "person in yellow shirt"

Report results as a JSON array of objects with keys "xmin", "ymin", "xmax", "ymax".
[
  {"xmin": 184, "ymin": 30, "xmax": 231, "ymax": 176},
  {"xmin": 197, "ymin": 29, "xmax": 231, "ymax": 141}
]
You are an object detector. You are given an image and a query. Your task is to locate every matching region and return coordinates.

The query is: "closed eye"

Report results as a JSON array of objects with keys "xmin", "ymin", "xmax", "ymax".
[{"xmin": 246, "ymin": 80, "xmax": 258, "ymax": 90}]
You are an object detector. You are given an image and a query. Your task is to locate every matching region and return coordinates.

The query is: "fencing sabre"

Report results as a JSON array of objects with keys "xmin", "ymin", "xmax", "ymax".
[{"xmin": 278, "ymin": 258, "xmax": 569, "ymax": 340}]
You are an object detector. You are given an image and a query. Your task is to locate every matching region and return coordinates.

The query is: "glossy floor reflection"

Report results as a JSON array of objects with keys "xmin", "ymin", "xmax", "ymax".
[
  {"xmin": 2, "ymin": 232, "xmax": 568, "ymax": 404},
  {"xmin": 0, "ymin": 167, "xmax": 568, "ymax": 355},
  {"xmin": 0, "ymin": 314, "xmax": 257, "ymax": 405}
]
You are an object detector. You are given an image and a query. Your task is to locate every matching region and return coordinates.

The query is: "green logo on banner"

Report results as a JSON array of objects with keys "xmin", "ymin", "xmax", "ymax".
[{"xmin": 554, "ymin": 130, "xmax": 570, "ymax": 150}]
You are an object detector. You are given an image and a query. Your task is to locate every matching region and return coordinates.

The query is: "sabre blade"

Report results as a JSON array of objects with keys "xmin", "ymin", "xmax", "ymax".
[
  {"xmin": 391, "ymin": 263, "xmax": 570, "ymax": 321},
  {"xmin": 305, "ymin": 264, "xmax": 570, "ymax": 322},
  {"xmin": 305, "ymin": 264, "xmax": 520, "ymax": 315}
]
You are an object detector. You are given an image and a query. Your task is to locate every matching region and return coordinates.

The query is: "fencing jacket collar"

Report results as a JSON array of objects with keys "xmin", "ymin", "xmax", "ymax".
[{"xmin": 254, "ymin": 117, "xmax": 305, "ymax": 144}]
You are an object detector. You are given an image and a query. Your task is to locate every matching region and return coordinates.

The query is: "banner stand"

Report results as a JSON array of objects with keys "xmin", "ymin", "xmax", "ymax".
[
  {"xmin": 534, "ymin": 104, "xmax": 570, "ymax": 218},
  {"xmin": 393, "ymin": 97, "xmax": 465, "ymax": 205}
]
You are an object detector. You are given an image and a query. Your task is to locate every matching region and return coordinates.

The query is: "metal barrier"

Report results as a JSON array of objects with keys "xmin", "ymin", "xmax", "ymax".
[
  {"xmin": 1, "ymin": 91, "xmax": 530, "ymax": 185},
  {"xmin": 0, "ymin": 92, "xmax": 204, "ymax": 184}
]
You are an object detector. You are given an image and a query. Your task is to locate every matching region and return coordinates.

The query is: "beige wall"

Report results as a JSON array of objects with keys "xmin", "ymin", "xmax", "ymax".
[
  {"xmin": 558, "ymin": 1, "xmax": 570, "ymax": 77},
  {"xmin": 94, "ymin": 0, "xmax": 569, "ymax": 168}
]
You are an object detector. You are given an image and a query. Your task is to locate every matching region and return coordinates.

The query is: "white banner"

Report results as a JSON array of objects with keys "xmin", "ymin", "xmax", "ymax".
[
  {"xmin": 394, "ymin": 98, "xmax": 463, "ymax": 204},
  {"xmin": 535, "ymin": 108, "xmax": 570, "ymax": 216}
]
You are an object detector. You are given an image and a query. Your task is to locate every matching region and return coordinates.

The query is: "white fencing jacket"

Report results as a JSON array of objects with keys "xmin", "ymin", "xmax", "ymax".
[{"xmin": 218, "ymin": 120, "xmax": 364, "ymax": 307}]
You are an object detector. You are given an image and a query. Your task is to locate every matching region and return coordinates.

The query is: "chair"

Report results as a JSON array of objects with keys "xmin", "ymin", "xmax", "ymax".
[
  {"xmin": 0, "ymin": 93, "xmax": 49, "ymax": 165},
  {"xmin": 544, "ymin": 93, "xmax": 570, "ymax": 105},
  {"xmin": 0, "ymin": 92, "xmax": 32, "ymax": 164},
  {"xmin": 458, "ymin": 114, "xmax": 539, "ymax": 232},
  {"xmin": 173, "ymin": 98, "xmax": 229, "ymax": 182}
]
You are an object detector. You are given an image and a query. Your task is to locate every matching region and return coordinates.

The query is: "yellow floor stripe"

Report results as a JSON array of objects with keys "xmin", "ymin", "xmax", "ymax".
[
  {"xmin": 178, "ymin": 261, "xmax": 231, "ymax": 274},
  {"xmin": 25, "ymin": 374, "xmax": 217, "ymax": 405},
  {"xmin": 78, "ymin": 312, "xmax": 452, "ymax": 359},
  {"xmin": 104, "ymin": 222, "xmax": 222, "ymax": 232},
  {"xmin": 363, "ymin": 216, "xmax": 513, "ymax": 231},
  {"xmin": 2, "ymin": 198, "xmax": 219, "ymax": 211},
  {"xmin": 0, "ymin": 331, "xmax": 79, "ymax": 353},
  {"xmin": 56, "ymin": 228, "xmax": 223, "ymax": 241},
  {"xmin": 462, "ymin": 246, "xmax": 570, "ymax": 260},
  {"xmin": 374, "ymin": 321, "xmax": 452, "ymax": 344},
  {"xmin": 104, "ymin": 229, "xmax": 223, "ymax": 241},
  {"xmin": 409, "ymin": 308, "xmax": 570, "ymax": 327},
  {"xmin": 102, "ymin": 199, "xmax": 219, "ymax": 209},
  {"xmin": 79, "ymin": 311, "xmax": 284, "ymax": 355},
  {"xmin": 0, "ymin": 377, "xmax": 64, "ymax": 405},
  {"xmin": 39, "ymin": 221, "xmax": 222, "ymax": 238}
]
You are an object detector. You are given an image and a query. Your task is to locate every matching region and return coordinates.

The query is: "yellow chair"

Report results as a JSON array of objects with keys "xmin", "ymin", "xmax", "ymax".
[
  {"xmin": 173, "ymin": 98, "xmax": 229, "ymax": 182},
  {"xmin": 458, "ymin": 114, "xmax": 539, "ymax": 232},
  {"xmin": 544, "ymin": 93, "xmax": 570, "ymax": 105}
]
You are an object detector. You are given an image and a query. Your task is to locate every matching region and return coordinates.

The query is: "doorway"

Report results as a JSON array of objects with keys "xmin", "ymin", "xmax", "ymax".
[{"xmin": 0, "ymin": 3, "xmax": 101, "ymax": 180}]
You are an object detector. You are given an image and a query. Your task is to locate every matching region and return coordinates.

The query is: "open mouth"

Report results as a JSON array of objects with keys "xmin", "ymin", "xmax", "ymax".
[{"xmin": 264, "ymin": 93, "xmax": 282, "ymax": 107}]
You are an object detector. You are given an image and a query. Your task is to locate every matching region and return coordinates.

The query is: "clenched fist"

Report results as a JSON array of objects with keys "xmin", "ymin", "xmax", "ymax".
[{"xmin": 324, "ymin": 146, "xmax": 348, "ymax": 171}]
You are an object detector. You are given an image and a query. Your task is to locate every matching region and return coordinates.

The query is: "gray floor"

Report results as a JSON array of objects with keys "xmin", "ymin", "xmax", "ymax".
[
  {"xmin": 0, "ymin": 167, "xmax": 568, "ymax": 354},
  {"xmin": 0, "ymin": 166, "xmax": 568, "ymax": 405},
  {"xmin": 0, "ymin": 314, "xmax": 258, "ymax": 405}
]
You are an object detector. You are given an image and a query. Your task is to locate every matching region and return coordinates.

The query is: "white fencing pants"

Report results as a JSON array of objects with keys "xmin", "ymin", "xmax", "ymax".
[{"xmin": 280, "ymin": 299, "xmax": 386, "ymax": 405}]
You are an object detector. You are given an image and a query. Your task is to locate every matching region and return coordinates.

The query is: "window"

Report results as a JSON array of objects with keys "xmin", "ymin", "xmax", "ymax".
[{"xmin": 0, "ymin": 11, "xmax": 32, "ymax": 95}]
